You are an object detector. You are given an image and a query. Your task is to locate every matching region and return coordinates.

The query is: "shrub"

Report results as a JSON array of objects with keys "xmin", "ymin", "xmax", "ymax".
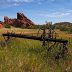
[
  {"xmin": 4, "ymin": 24, "xmax": 11, "ymax": 28},
  {"xmin": 60, "ymin": 26, "xmax": 67, "ymax": 31},
  {"xmin": 68, "ymin": 28, "xmax": 72, "ymax": 34}
]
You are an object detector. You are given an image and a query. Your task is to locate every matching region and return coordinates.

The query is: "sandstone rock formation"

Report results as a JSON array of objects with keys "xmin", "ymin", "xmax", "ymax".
[
  {"xmin": 0, "ymin": 21, "xmax": 3, "ymax": 28},
  {"xmin": 4, "ymin": 12, "xmax": 35, "ymax": 27}
]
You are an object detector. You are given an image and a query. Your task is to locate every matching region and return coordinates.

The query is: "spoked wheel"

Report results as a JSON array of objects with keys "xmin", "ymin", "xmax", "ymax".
[{"xmin": 55, "ymin": 42, "xmax": 68, "ymax": 60}]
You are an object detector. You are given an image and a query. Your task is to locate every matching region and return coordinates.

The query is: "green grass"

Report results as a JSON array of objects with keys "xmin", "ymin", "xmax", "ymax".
[{"xmin": 0, "ymin": 29, "xmax": 72, "ymax": 72}]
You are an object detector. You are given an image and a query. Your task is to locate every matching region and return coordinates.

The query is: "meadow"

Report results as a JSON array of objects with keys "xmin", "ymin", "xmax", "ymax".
[{"xmin": 0, "ymin": 28, "xmax": 72, "ymax": 72}]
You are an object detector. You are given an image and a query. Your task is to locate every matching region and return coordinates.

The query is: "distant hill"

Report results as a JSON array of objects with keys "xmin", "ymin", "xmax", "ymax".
[
  {"xmin": 54, "ymin": 22, "xmax": 72, "ymax": 29},
  {"xmin": 54, "ymin": 22, "xmax": 72, "ymax": 33}
]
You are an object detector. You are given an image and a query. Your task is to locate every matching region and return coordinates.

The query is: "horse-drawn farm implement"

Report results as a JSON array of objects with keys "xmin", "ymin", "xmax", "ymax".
[
  {"xmin": 2, "ymin": 28, "xmax": 68, "ymax": 59},
  {"xmin": 1, "ymin": 24, "xmax": 69, "ymax": 59}
]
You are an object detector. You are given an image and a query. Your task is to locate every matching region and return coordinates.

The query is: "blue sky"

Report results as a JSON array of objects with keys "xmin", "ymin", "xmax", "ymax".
[{"xmin": 0, "ymin": 0, "xmax": 72, "ymax": 24}]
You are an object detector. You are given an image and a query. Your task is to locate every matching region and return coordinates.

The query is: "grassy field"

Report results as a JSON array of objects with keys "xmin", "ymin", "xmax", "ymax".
[{"xmin": 0, "ymin": 28, "xmax": 72, "ymax": 72}]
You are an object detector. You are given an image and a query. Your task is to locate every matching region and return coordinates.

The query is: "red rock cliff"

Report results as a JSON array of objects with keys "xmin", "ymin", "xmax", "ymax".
[{"xmin": 4, "ymin": 12, "xmax": 35, "ymax": 27}]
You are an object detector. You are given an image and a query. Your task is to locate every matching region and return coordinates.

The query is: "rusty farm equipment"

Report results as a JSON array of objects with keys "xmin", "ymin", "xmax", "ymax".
[{"xmin": 1, "ymin": 24, "xmax": 69, "ymax": 59}]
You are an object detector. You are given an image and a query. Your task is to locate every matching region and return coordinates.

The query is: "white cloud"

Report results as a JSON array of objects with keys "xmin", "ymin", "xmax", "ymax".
[
  {"xmin": 38, "ymin": 2, "xmax": 42, "ymax": 5},
  {"xmin": 50, "ymin": 0, "xmax": 56, "ymax": 2},
  {"xmin": 39, "ymin": 10, "xmax": 71, "ymax": 18},
  {"xmin": 18, "ymin": 0, "xmax": 33, "ymax": 2},
  {"xmin": 0, "ymin": 0, "xmax": 71, "ymax": 8},
  {"xmin": 0, "ymin": 0, "xmax": 34, "ymax": 7},
  {"xmin": 7, "ymin": 0, "xmax": 34, "ymax": 2},
  {"xmin": 0, "ymin": 16, "xmax": 3, "ymax": 18},
  {"xmin": 13, "ymin": 3, "xmax": 19, "ymax": 6}
]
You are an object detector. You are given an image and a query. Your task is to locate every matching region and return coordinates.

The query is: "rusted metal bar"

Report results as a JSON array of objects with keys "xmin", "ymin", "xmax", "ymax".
[{"xmin": 2, "ymin": 33, "xmax": 68, "ymax": 43}]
